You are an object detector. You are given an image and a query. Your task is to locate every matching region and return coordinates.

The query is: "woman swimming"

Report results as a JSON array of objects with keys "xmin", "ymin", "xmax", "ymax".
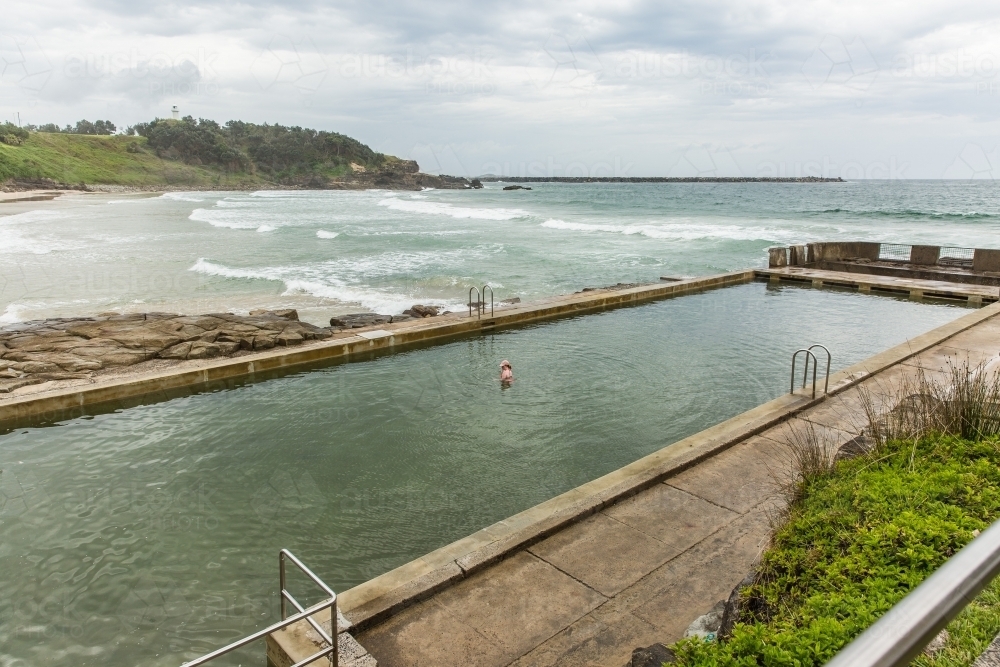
[{"xmin": 500, "ymin": 359, "xmax": 513, "ymax": 385}]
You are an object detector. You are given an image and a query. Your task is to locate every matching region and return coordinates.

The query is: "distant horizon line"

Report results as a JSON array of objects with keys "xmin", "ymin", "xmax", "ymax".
[{"xmin": 474, "ymin": 176, "xmax": 845, "ymax": 183}]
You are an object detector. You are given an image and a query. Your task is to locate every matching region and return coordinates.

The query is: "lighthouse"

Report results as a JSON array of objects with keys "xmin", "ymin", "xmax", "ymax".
[{"xmin": 171, "ymin": 105, "xmax": 179, "ymax": 120}]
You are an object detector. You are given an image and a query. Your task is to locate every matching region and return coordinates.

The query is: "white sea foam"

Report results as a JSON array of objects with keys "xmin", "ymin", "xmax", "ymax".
[
  {"xmin": 189, "ymin": 208, "xmax": 260, "ymax": 230},
  {"xmin": 190, "ymin": 259, "xmax": 270, "ymax": 280},
  {"xmin": 188, "ymin": 258, "xmax": 460, "ymax": 313},
  {"xmin": 256, "ymin": 225, "xmax": 276, "ymax": 233},
  {"xmin": 0, "ymin": 304, "xmax": 25, "ymax": 324},
  {"xmin": 378, "ymin": 198, "xmax": 531, "ymax": 221},
  {"xmin": 0, "ymin": 210, "xmax": 76, "ymax": 254},
  {"xmin": 0, "ymin": 209, "xmax": 65, "ymax": 224},
  {"xmin": 540, "ymin": 218, "xmax": 794, "ymax": 242},
  {"xmin": 0, "ymin": 300, "xmax": 92, "ymax": 325},
  {"xmin": 316, "ymin": 230, "xmax": 340, "ymax": 239},
  {"xmin": 160, "ymin": 192, "xmax": 205, "ymax": 203}
]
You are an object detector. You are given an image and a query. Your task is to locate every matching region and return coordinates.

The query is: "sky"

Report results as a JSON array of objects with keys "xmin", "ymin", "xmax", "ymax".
[{"xmin": 2, "ymin": 0, "xmax": 999, "ymax": 178}]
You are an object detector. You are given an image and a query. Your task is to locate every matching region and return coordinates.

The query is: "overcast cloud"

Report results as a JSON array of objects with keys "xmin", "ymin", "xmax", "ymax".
[{"xmin": 2, "ymin": 0, "xmax": 999, "ymax": 178}]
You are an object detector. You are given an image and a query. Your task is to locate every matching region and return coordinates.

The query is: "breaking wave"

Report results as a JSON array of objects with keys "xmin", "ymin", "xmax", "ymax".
[
  {"xmin": 160, "ymin": 192, "xmax": 206, "ymax": 203},
  {"xmin": 378, "ymin": 198, "xmax": 531, "ymax": 221},
  {"xmin": 540, "ymin": 218, "xmax": 794, "ymax": 242},
  {"xmin": 188, "ymin": 257, "xmax": 462, "ymax": 314}
]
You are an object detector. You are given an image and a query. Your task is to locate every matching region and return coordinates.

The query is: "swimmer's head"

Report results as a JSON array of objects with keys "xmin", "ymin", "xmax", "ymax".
[{"xmin": 500, "ymin": 359, "xmax": 511, "ymax": 369}]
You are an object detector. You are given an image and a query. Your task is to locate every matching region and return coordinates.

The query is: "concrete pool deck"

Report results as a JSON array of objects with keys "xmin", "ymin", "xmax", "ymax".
[
  {"xmin": 267, "ymin": 299, "xmax": 1000, "ymax": 667},
  {"xmin": 1, "ymin": 266, "xmax": 995, "ymax": 433},
  {"xmin": 759, "ymin": 266, "xmax": 1000, "ymax": 304}
]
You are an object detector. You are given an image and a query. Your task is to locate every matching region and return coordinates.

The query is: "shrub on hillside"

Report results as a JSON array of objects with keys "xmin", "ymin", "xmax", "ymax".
[
  {"xmin": 0, "ymin": 122, "xmax": 29, "ymax": 145},
  {"xmin": 131, "ymin": 116, "xmax": 384, "ymax": 180}
]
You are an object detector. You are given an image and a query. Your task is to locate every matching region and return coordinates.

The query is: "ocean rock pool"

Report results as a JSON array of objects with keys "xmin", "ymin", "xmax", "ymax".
[{"xmin": 0, "ymin": 282, "xmax": 975, "ymax": 666}]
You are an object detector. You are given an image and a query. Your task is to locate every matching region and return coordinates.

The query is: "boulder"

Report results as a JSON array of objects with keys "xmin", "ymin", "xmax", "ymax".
[
  {"xmin": 469, "ymin": 178, "xmax": 484, "ymax": 189},
  {"xmin": 20, "ymin": 361, "xmax": 61, "ymax": 374},
  {"xmin": 250, "ymin": 308, "xmax": 299, "ymax": 321},
  {"xmin": 101, "ymin": 351, "xmax": 157, "ymax": 366},
  {"xmin": 0, "ymin": 377, "xmax": 45, "ymax": 393},
  {"xmin": 630, "ymin": 643, "xmax": 675, "ymax": 666},
  {"xmin": 502, "ymin": 184, "xmax": 532, "ymax": 191},
  {"xmin": 159, "ymin": 342, "xmax": 193, "ymax": 360},
  {"xmin": 718, "ymin": 571, "xmax": 764, "ymax": 640},
  {"xmin": 275, "ymin": 332, "xmax": 304, "ymax": 346},
  {"xmin": 187, "ymin": 342, "xmax": 222, "ymax": 359},
  {"xmin": 252, "ymin": 336, "xmax": 276, "ymax": 350},
  {"xmin": 56, "ymin": 356, "xmax": 103, "ymax": 372},
  {"xmin": 329, "ymin": 314, "xmax": 392, "ymax": 328},
  {"xmin": 402, "ymin": 304, "xmax": 440, "ymax": 318}
]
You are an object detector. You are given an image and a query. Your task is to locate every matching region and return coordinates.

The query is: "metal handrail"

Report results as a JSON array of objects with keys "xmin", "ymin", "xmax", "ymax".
[
  {"xmin": 791, "ymin": 349, "xmax": 819, "ymax": 399},
  {"xmin": 469, "ymin": 286, "xmax": 482, "ymax": 319},
  {"xmin": 182, "ymin": 549, "xmax": 337, "ymax": 667},
  {"xmin": 826, "ymin": 518, "xmax": 1000, "ymax": 667},
  {"xmin": 481, "ymin": 285, "xmax": 494, "ymax": 317},
  {"xmin": 280, "ymin": 549, "xmax": 337, "ymax": 666},
  {"xmin": 808, "ymin": 344, "xmax": 832, "ymax": 395}
]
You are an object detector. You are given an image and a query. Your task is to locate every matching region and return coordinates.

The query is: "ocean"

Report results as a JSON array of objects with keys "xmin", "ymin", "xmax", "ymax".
[{"xmin": 2, "ymin": 180, "xmax": 998, "ymax": 325}]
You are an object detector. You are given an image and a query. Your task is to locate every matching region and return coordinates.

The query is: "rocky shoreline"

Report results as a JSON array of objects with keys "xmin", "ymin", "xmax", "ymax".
[
  {"xmin": 1, "ymin": 160, "xmax": 478, "ymax": 193},
  {"xmin": 0, "ymin": 306, "xmax": 459, "ymax": 396}
]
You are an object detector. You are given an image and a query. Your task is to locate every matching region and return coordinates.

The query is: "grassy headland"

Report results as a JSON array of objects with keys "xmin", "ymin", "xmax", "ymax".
[
  {"xmin": 0, "ymin": 132, "xmax": 262, "ymax": 188},
  {"xmin": 0, "ymin": 117, "xmax": 469, "ymax": 190}
]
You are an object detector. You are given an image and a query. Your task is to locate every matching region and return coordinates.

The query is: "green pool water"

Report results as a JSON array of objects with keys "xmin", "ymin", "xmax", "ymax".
[{"xmin": 0, "ymin": 282, "xmax": 973, "ymax": 666}]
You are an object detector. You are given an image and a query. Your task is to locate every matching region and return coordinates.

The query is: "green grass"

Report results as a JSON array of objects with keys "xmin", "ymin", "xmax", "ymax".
[
  {"xmin": 672, "ymin": 433, "xmax": 1000, "ymax": 666},
  {"xmin": 0, "ymin": 132, "xmax": 264, "ymax": 187}
]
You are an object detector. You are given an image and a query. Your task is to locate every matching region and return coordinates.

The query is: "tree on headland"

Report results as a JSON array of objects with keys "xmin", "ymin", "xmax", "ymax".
[
  {"xmin": 34, "ymin": 120, "xmax": 117, "ymax": 135},
  {"xmin": 130, "ymin": 116, "xmax": 385, "ymax": 180}
]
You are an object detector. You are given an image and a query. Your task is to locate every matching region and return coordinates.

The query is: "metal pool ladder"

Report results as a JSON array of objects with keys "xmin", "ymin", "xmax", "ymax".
[
  {"xmin": 468, "ymin": 284, "xmax": 495, "ymax": 319},
  {"xmin": 182, "ymin": 549, "xmax": 338, "ymax": 667},
  {"xmin": 790, "ymin": 344, "xmax": 831, "ymax": 399}
]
